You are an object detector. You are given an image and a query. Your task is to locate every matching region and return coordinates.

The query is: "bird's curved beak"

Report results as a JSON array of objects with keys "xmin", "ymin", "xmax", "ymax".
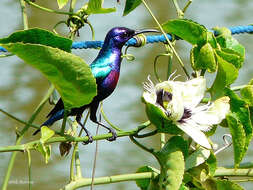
[{"xmin": 134, "ymin": 28, "xmax": 160, "ymax": 36}]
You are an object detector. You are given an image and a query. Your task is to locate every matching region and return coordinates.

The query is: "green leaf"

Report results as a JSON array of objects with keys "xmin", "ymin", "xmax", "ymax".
[
  {"xmin": 147, "ymin": 176, "xmax": 160, "ymax": 190},
  {"xmin": 185, "ymin": 147, "xmax": 210, "ymax": 171},
  {"xmin": 215, "ymin": 27, "xmax": 245, "ymax": 57},
  {"xmin": 143, "ymin": 100, "xmax": 182, "ymax": 135},
  {"xmin": 0, "ymin": 42, "xmax": 97, "ymax": 109},
  {"xmin": 36, "ymin": 143, "xmax": 52, "ymax": 164},
  {"xmin": 207, "ymin": 31, "xmax": 218, "ymax": 48},
  {"xmin": 225, "ymin": 88, "xmax": 253, "ymax": 164},
  {"xmin": 57, "ymin": 0, "xmax": 69, "ymax": 9},
  {"xmin": 123, "ymin": 0, "xmax": 142, "ymax": 16},
  {"xmin": 156, "ymin": 136, "xmax": 186, "ymax": 190},
  {"xmin": 241, "ymin": 85, "xmax": 253, "ymax": 106},
  {"xmin": 136, "ymin": 166, "xmax": 160, "ymax": 190},
  {"xmin": 209, "ymin": 56, "xmax": 238, "ymax": 100},
  {"xmin": 40, "ymin": 126, "xmax": 55, "ymax": 143},
  {"xmin": 216, "ymin": 48, "xmax": 244, "ymax": 69},
  {"xmin": 0, "ymin": 28, "xmax": 72, "ymax": 52},
  {"xmin": 216, "ymin": 179, "xmax": 244, "ymax": 190},
  {"xmin": 179, "ymin": 184, "xmax": 189, "ymax": 190},
  {"xmin": 190, "ymin": 43, "xmax": 217, "ymax": 72},
  {"xmin": 86, "ymin": 0, "xmax": 116, "ymax": 14},
  {"xmin": 226, "ymin": 113, "xmax": 246, "ymax": 168},
  {"xmin": 162, "ymin": 19, "xmax": 207, "ymax": 45},
  {"xmin": 206, "ymin": 153, "xmax": 217, "ymax": 177}
]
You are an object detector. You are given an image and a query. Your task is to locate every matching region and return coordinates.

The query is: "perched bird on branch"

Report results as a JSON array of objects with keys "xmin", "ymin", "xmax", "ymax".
[{"xmin": 33, "ymin": 27, "xmax": 159, "ymax": 143}]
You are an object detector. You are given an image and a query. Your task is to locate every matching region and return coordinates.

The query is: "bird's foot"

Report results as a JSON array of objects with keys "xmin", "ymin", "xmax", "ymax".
[
  {"xmin": 107, "ymin": 128, "xmax": 117, "ymax": 141},
  {"xmin": 82, "ymin": 135, "xmax": 93, "ymax": 145}
]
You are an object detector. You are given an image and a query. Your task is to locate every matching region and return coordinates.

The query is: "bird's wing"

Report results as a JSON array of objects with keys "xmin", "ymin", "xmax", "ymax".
[
  {"xmin": 91, "ymin": 64, "xmax": 112, "ymax": 79},
  {"xmin": 47, "ymin": 98, "xmax": 64, "ymax": 118}
]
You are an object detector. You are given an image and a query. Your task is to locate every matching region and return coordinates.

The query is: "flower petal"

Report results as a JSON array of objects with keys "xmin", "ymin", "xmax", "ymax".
[
  {"xmin": 176, "ymin": 77, "xmax": 206, "ymax": 108},
  {"xmin": 176, "ymin": 122, "xmax": 211, "ymax": 149},
  {"xmin": 191, "ymin": 96, "xmax": 230, "ymax": 126},
  {"xmin": 143, "ymin": 91, "xmax": 156, "ymax": 104}
]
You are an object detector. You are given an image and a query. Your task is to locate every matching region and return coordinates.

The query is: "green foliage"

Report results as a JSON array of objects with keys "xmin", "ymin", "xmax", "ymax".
[
  {"xmin": 225, "ymin": 88, "xmax": 253, "ymax": 168},
  {"xmin": 143, "ymin": 101, "xmax": 182, "ymax": 134},
  {"xmin": 206, "ymin": 153, "xmax": 217, "ymax": 177},
  {"xmin": 0, "ymin": 28, "xmax": 72, "ymax": 52},
  {"xmin": 123, "ymin": 0, "xmax": 142, "ymax": 16},
  {"xmin": 40, "ymin": 126, "xmax": 55, "ymax": 143},
  {"xmin": 162, "ymin": 19, "xmax": 207, "ymax": 45},
  {"xmin": 241, "ymin": 82, "xmax": 253, "ymax": 106},
  {"xmin": 209, "ymin": 56, "xmax": 238, "ymax": 100},
  {"xmin": 227, "ymin": 113, "xmax": 247, "ymax": 168},
  {"xmin": 185, "ymin": 147, "xmax": 210, "ymax": 171},
  {"xmin": 0, "ymin": 28, "xmax": 97, "ymax": 109},
  {"xmin": 1, "ymin": 1, "xmax": 253, "ymax": 190},
  {"xmin": 155, "ymin": 136, "xmax": 187, "ymax": 190},
  {"xmin": 216, "ymin": 179, "xmax": 244, "ymax": 190},
  {"xmin": 190, "ymin": 42, "xmax": 217, "ymax": 72},
  {"xmin": 57, "ymin": 0, "xmax": 69, "ymax": 9},
  {"xmin": 136, "ymin": 166, "xmax": 160, "ymax": 190},
  {"xmin": 162, "ymin": 19, "xmax": 245, "ymax": 100},
  {"xmin": 85, "ymin": 0, "xmax": 116, "ymax": 14},
  {"xmin": 36, "ymin": 143, "xmax": 52, "ymax": 164}
]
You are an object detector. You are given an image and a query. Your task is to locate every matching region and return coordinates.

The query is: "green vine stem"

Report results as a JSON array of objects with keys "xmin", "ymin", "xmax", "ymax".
[
  {"xmin": 61, "ymin": 172, "xmax": 159, "ymax": 190},
  {"xmin": 0, "ymin": 54, "xmax": 14, "ymax": 58},
  {"xmin": 69, "ymin": 0, "xmax": 77, "ymax": 13},
  {"xmin": 91, "ymin": 113, "xmax": 101, "ymax": 190},
  {"xmin": 172, "ymin": 0, "xmax": 184, "ymax": 18},
  {"xmin": 160, "ymin": 133, "xmax": 165, "ymax": 148},
  {"xmin": 101, "ymin": 105, "xmax": 123, "ymax": 132},
  {"xmin": 24, "ymin": 0, "xmax": 77, "ymax": 16},
  {"xmin": 231, "ymin": 85, "xmax": 247, "ymax": 91},
  {"xmin": 183, "ymin": 0, "xmax": 193, "ymax": 13},
  {"xmin": 19, "ymin": 0, "xmax": 29, "ymax": 29},
  {"xmin": 215, "ymin": 167, "xmax": 253, "ymax": 177},
  {"xmin": 61, "ymin": 167, "xmax": 253, "ymax": 190},
  {"xmin": 0, "ymin": 121, "xmax": 151, "ymax": 153},
  {"xmin": 1, "ymin": 84, "xmax": 54, "ymax": 190},
  {"xmin": 27, "ymin": 149, "xmax": 32, "ymax": 190},
  {"xmin": 141, "ymin": 0, "xmax": 190, "ymax": 78},
  {"xmin": 0, "ymin": 108, "xmax": 40, "ymax": 129},
  {"xmin": 70, "ymin": 113, "xmax": 89, "ymax": 181},
  {"xmin": 61, "ymin": 109, "xmax": 70, "ymax": 135},
  {"xmin": 130, "ymin": 135, "xmax": 155, "ymax": 155}
]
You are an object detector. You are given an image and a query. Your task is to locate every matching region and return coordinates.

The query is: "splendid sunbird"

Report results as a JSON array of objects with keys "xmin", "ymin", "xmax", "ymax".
[{"xmin": 33, "ymin": 27, "xmax": 159, "ymax": 143}]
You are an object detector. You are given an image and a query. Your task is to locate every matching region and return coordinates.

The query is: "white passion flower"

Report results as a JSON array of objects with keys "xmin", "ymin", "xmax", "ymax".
[{"xmin": 143, "ymin": 76, "xmax": 230, "ymax": 149}]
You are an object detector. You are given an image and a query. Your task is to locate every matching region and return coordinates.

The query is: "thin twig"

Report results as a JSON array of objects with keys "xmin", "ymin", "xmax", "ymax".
[
  {"xmin": 27, "ymin": 149, "xmax": 32, "ymax": 190},
  {"xmin": 101, "ymin": 105, "xmax": 123, "ymax": 132},
  {"xmin": 172, "ymin": 0, "xmax": 184, "ymax": 18},
  {"xmin": 141, "ymin": 0, "xmax": 190, "ymax": 78},
  {"xmin": 130, "ymin": 135, "xmax": 155, "ymax": 154},
  {"xmin": 0, "ymin": 108, "xmax": 40, "ymax": 129},
  {"xmin": 91, "ymin": 113, "xmax": 101, "ymax": 190},
  {"xmin": 2, "ymin": 85, "xmax": 54, "ymax": 190},
  {"xmin": 182, "ymin": 0, "xmax": 193, "ymax": 13},
  {"xmin": 24, "ymin": 0, "xmax": 77, "ymax": 16}
]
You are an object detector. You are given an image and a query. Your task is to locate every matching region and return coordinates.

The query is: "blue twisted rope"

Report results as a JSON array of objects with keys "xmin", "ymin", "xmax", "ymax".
[
  {"xmin": 0, "ymin": 25, "xmax": 253, "ymax": 53},
  {"xmin": 71, "ymin": 25, "xmax": 253, "ymax": 49}
]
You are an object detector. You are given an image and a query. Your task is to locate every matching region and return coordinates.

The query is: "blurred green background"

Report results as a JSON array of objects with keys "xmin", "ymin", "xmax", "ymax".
[{"xmin": 0, "ymin": 0, "xmax": 253, "ymax": 189}]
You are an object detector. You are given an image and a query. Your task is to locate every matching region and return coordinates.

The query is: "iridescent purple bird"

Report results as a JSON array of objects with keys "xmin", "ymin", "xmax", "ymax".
[{"xmin": 33, "ymin": 27, "xmax": 159, "ymax": 143}]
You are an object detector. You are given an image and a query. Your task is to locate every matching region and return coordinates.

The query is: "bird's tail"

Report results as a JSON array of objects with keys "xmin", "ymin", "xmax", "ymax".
[{"xmin": 33, "ymin": 109, "xmax": 65, "ymax": 135}]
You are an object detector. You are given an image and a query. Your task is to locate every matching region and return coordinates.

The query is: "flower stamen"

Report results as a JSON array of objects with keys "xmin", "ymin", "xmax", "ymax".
[{"xmin": 178, "ymin": 108, "xmax": 192, "ymax": 123}]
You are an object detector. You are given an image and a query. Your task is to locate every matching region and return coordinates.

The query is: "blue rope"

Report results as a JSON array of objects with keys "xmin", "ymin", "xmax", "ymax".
[
  {"xmin": 0, "ymin": 46, "xmax": 7, "ymax": 52},
  {"xmin": 1, "ymin": 25, "xmax": 253, "ymax": 53}
]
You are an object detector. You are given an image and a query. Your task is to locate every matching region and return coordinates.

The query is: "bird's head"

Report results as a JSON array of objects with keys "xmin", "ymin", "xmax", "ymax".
[{"xmin": 104, "ymin": 27, "xmax": 159, "ymax": 48}]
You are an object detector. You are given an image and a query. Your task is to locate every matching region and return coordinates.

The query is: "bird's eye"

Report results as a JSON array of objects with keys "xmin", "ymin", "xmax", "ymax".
[{"xmin": 123, "ymin": 32, "xmax": 128, "ymax": 37}]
